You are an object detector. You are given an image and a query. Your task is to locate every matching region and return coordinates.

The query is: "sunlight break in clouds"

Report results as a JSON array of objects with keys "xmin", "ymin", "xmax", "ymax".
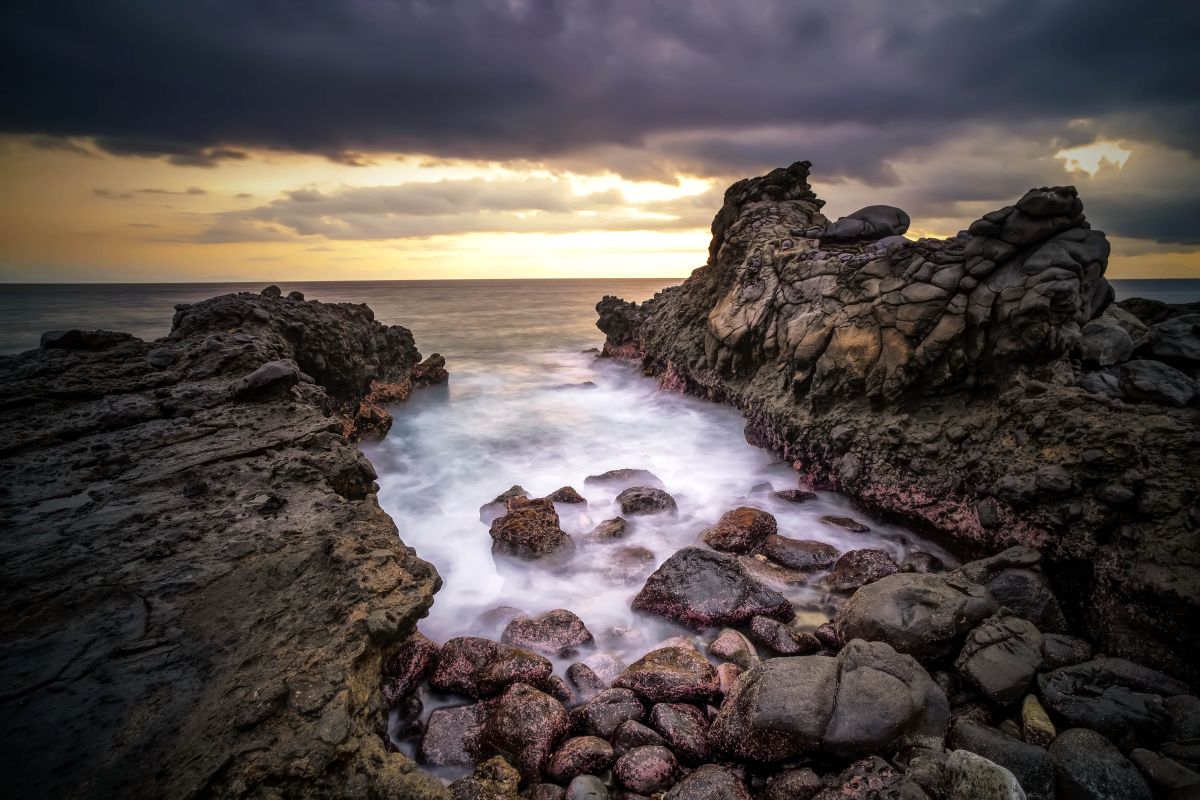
[{"xmin": 1055, "ymin": 141, "xmax": 1133, "ymax": 176}]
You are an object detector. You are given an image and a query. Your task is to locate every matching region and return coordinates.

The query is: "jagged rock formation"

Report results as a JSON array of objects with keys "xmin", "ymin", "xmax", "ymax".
[
  {"xmin": 0, "ymin": 289, "xmax": 448, "ymax": 799},
  {"xmin": 597, "ymin": 161, "xmax": 1200, "ymax": 682}
]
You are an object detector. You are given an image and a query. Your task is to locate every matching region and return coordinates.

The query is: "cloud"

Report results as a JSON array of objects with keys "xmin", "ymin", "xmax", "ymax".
[{"xmin": 193, "ymin": 175, "xmax": 711, "ymax": 242}]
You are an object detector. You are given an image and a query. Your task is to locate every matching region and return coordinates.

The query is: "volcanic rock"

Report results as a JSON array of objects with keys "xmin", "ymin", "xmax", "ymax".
[
  {"xmin": 773, "ymin": 488, "xmax": 816, "ymax": 504},
  {"xmin": 834, "ymin": 572, "xmax": 997, "ymax": 661},
  {"xmin": 663, "ymin": 764, "xmax": 751, "ymax": 800},
  {"xmin": 485, "ymin": 683, "xmax": 571, "ymax": 782},
  {"xmin": 449, "ymin": 756, "xmax": 522, "ymax": 800},
  {"xmin": 613, "ymin": 647, "xmax": 719, "ymax": 704},
  {"xmin": 382, "ymin": 630, "xmax": 440, "ymax": 706},
  {"xmin": 821, "ymin": 548, "xmax": 900, "ymax": 591},
  {"xmin": 632, "ymin": 548, "xmax": 794, "ymax": 629},
  {"xmin": 431, "ymin": 637, "xmax": 554, "ymax": 699},
  {"xmin": 762, "ymin": 768, "xmax": 822, "ymax": 800},
  {"xmin": 1049, "ymin": 728, "xmax": 1152, "ymax": 800},
  {"xmin": 820, "ymin": 515, "xmax": 871, "ymax": 533},
  {"xmin": 648, "ymin": 702, "xmax": 709, "ymax": 764},
  {"xmin": 490, "ymin": 499, "xmax": 576, "ymax": 562},
  {"xmin": 748, "ymin": 616, "xmax": 821, "ymax": 655},
  {"xmin": 950, "ymin": 720, "xmax": 1054, "ymax": 800},
  {"xmin": 811, "ymin": 757, "xmax": 929, "ymax": 800},
  {"xmin": 700, "ymin": 506, "xmax": 777, "ymax": 553},
  {"xmin": 759, "ymin": 535, "xmax": 838, "ymax": 571},
  {"xmin": 422, "ymin": 703, "xmax": 491, "ymax": 768},
  {"xmin": 502, "ymin": 609, "xmax": 595, "ymax": 658},
  {"xmin": 955, "ymin": 615, "xmax": 1044, "ymax": 705},
  {"xmin": 613, "ymin": 745, "xmax": 679, "ymax": 795},
  {"xmin": 571, "ymin": 688, "xmax": 645, "ymax": 739},
  {"xmin": 706, "ymin": 628, "xmax": 758, "ymax": 670},
  {"xmin": 709, "ymin": 639, "xmax": 948, "ymax": 762},
  {"xmin": 1120, "ymin": 359, "xmax": 1196, "ymax": 406},
  {"xmin": 584, "ymin": 468, "xmax": 663, "ymax": 491},
  {"xmin": 546, "ymin": 736, "xmax": 614, "ymax": 784},
  {"xmin": 616, "ymin": 486, "xmax": 678, "ymax": 515}
]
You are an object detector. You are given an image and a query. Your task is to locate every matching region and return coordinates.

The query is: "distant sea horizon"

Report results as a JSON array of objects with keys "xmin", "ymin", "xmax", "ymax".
[{"xmin": 1, "ymin": 276, "xmax": 1197, "ymax": 356}]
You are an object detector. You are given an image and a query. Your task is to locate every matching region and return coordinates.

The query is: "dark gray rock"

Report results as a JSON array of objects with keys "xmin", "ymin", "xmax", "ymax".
[
  {"xmin": 950, "ymin": 720, "xmax": 1054, "ymax": 800},
  {"xmin": 1040, "ymin": 634, "xmax": 1093, "ymax": 669},
  {"xmin": 748, "ymin": 616, "xmax": 820, "ymax": 655},
  {"xmin": 485, "ymin": 683, "xmax": 571, "ymax": 782},
  {"xmin": 1120, "ymin": 359, "xmax": 1196, "ymax": 407},
  {"xmin": 422, "ymin": 702, "xmax": 491, "ymax": 768},
  {"xmin": 834, "ymin": 572, "xmax": 997, "ymax": 662},
  {"xmin": 811, "ymin": 756, "xmax": 929, "ymax": 800},
  {"xmin": 663, "ymin": 764, "xmax": 751, "ymax": 800},
  {"xmin": 1144, "ymin": 315, "xmax": 1200, "ymax": 364},
  {"xmin": 571, "ymin": 689, "xmax": 645, "ymax": 739},
  {"xmin": 616, "ymin": 486, "xmax": 678, "ymax": 515},
  {"xmin": 502, "ymin": 609, "xmax": 594, "ymax": 658},
  {"xmin": 902, "ymin": 551, "xmax": 946, "ymax": 574},
  {"xmin": 613, "ymin": 745, "xmax": 679, "ymax": 795},
  {"xmin": 759, "ymin": 535, "xmax": 838, "ymax": 571},
  {"xmin": 709, "ymin": 639, "xmax": 947, "ymax": 762},
  {"xmin": 821, "ymin": 205, "xmax": 911, "ymax": 242},
  {"xmin": 613, "ymin": 647, "xmax": 719, "ymax": 704},
  {"xmin": 565, "ymin": 775, "xmax": 608, "ymax": 800},
  {"xmin": 430, "ymin": 637, "xmax": 554, "ymax": 700},
  {"xmin": 546, "ymin": 736, "xmax": 614, "ymax": 784},
  {"xmin": 700, "ymin": 507, "xmax": 777, "ymax": 553},
  {"xmin": 955, "ymin": 615, "xmax": 1044, "ymax": 705},
  {"xmin": 610, "ymin": 719, "xmax": 665, "ymax": 756},
  {"xmin": 821, "ymin": 548, "xmax": 900, "ymax": 591},
  {"xmin": 631, "ymin": 547, "xmax": 795, "ymax": 630},
  {"xmin": 584, "ymin": 468, "xmax": 663, "ymax": 491},
  {"xmin": 762, "ymin": 768, "xmax": 821, "ymax": 800},
  {"xmin": 648, "ymin": 702, "xmax": 709, "ymax": 765},
  {"xmin": 1079, "ymin": 320, "xmax": 1134, "ymax": 367},
  {"xmin": 1049, "ymin": 728, "xmax": 1152, "ymax": 800},
  {"xmin": 945, "ymin": 749, "xmax": 1026, "ymax": 799}
]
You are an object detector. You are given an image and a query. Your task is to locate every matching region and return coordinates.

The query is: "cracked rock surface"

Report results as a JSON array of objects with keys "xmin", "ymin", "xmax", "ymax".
[
  {"xmin": 597, "ymin": 160, "xmax": 1200, "ymax": 683},
  {"xmin": 0, "ymin": 289, "xmax": 447, "ymax": 799}
]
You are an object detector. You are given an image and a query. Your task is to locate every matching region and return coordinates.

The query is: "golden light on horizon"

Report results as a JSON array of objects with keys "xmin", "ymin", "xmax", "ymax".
[{"xmin": 1055, "ymin": 141, "xmax": 1133, "ymax": 177}]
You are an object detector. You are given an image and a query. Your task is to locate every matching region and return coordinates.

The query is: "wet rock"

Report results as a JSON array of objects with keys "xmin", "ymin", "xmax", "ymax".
[
  {"xmin": 547, "ymin": 486, "xmax": 587, "ymax": 504},
  {"xmin": 762, "ymin": 768, "xmax": 822, "ymax": 800},
  {"xmin": 599, "ymin": 546, "xmax": 657, "ymax": 585},
  {"xmin": 748, "ymin": 616, "xmax": 821, "ymax": 656},
  {"xmin": 902, "ymin": 551, "xmax": 946, "ymax": 574},
  {"xmin": 485, "ymin": 683, "xmax": 571, "ymax": 782},
  {"xmin": 232, "ymin": 358, "xmax": 301, "ymax": 400},
  {"xmin": 1119, "ymin": 359, "xmax": 1196, "ymax": 407},
  {"xmin": 584, "ymin": 469, "xmax": 664, "ymax": 491},
  {"xmin": 774, "ymin": 488, "xmax": 816, "ymax": 504},
  {"xmin": 610, "ymin": 720, "xmax": 665, "ymax": 755},
  {"xmin": 821, "ymin": 548, "xmax": 900, "ymax": 591},
  {"xmin": 421, "ymin": 702, "xmax": 491, "ymax": 767},
  {"xmin": 1040, "ymin": 634, "xmax": 1093, "ymax": 669},
  {"xmin": 431, "ymin": 637, "xmax": 554, "ymax": 699},
  {"xmin": 759, "ymin": 535, "xmax": 838, "ymax": 571},
  {"xmin": 1038, "ymin": 657, "xmax": 1189, "ymax": 749},
  {"xmin": 734, "ymin": 554, "xmax": 810, "ymax": 589},
  {"xmin": 475, "ymin": 606, "xmax": 530, "ymax": 638},
  {"xmin": 582, "ymin": 653, "xmax": 625, "ymax": 686},
  {"xmin": 481, "ymin": 485, "xmax": 530, "ymax": 523},
  {"xmin": 709, "ymin": 639, "xmax": 948, "ymax": 762},
  {"xmin": 663, "ymin": 764, "xmax": 751, "ymax": 800},
  {"xmin": 707, "ymin": 628, "xmax": 758, "ymax": 670},
  {"xmin": 945, "ymin": 750, "xmax": 1026, "ymax": 800},
  {"xmin": 700, "ymin": 507, "xmax": 777, "ymax": 553},
  {"xmin": 617, "ymin": 486, "xmax": 678, "ymax": 516},
  {"xmin": 1130, "ymin": 748, "xmax": 1200, "ymax": 795},
  {"xmin": 820, "ymin": 515, "xmax": 871, "ymax": 533},
  {"xmin": 631, "ymin": 547, "xmax": 794, "ymax": 629},
  {"xmin": 613, "ymin": 647, "xmax": 719, "ymax": 704},
  {"xmin": 814, "ymin": 622, "xmax": 843, "ymax": 650},
  {"xmin": 811, "ymin": 756, "xmax": 929, "ymax": 800},
  {"xmin": 1021, "ymin": 695, "xmax": 1056, "ymax": 748},
  {"xmin": 834, "ymin": 572, "xmax": 997, "ymax": 661},
  {"xmin": 490, "ymin": 498, "xmax": 576, "ymax": 562},
  {"xmin": 1049, "ymin": 728, "xmax": 1152, "ymax": 800},
  {"xmin": 955, "ymin": 615, "xmax": 1044, "ymax": 705},
  {"xmin": 584, "ymin": 517, "xmax": 628, "ymax": 542},
  {"xmin": 950, "ymin": 720, "xmax": 1056, "ymax": 800},
  {"xmin": 502, "ymin": 609, "xmax": 595, "ymax": 658},
  {"xmin": 717, "ymin": 662, "xmax": 741, "ymax": 694},
  {"xmin": 567, "ymin": 663, "xmax": 607, "ymax": 701},
  {"xmin": 545, "ymin": 675, "xmax": 576, "ymax": 706},
  {"xmin": 565, "ymin": 775, "xmax": 608, "ymax": 800},
  {"xmin": 572, "ymin": 688, "xmax": 645, "ymax": 738},
  {"xmin": 613, "ymin": 745, "xmax": 679, "ymax": 795},
  {"xmin": 381, "ymin": 630, "xmax": 439, "ymax": 706},
  {"xmin": 546, "ymin": 736, "xmax": 615, "ymax": 784},
  {"xmin": 648, "ymin": 702, "xmax": 709, "ymax": 764},
  {"xmin": 450, "ymin": 756, "xmax": 522, "ymax": 800}
]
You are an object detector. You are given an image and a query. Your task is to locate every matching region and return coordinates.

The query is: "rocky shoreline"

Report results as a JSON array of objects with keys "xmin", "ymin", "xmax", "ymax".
[{"xmin": 0, "ymin": 287, "xmax": 447, "ymax": 798}]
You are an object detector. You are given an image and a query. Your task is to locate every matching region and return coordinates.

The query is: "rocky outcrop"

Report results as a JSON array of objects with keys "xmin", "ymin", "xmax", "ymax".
[
  {"xmin": 0, "ymin": 288, "xmax": 447, "ymax": 798},
  {"xmin": 596, "ymin": 160, "xmax": 1200, "ymax": 683}
]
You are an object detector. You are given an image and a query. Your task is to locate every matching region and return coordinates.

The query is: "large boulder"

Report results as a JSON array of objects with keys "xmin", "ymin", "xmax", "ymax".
[
  {"xmin": 489, "ymin": 498, "xmax": 576, "ymax": 562},
  {"xmin": 1078, "ymin": 320, "xmax": 1134, "ymax": 367},
  {"xmin": 485, "ymin": 683, "xmax": 571, "ymax": 782},
  {"xmin": 955, "ymin": 616, "xmax": 1044, "ymax": 705},
  {"xmin": 1119, "ymin": 359, "xmax": 1196, "ymax": 407},
  {"xmin": 1049, "ymin": 728, "xmax": 1152, "ymax": 800},
  {"xmin": 631, "ymin": 547, "xmax": 795, "ymax": 629},
  {"xmin": 613, "ymin": 647, "xmax": 719, "ymax": 704},
  {"xmin": 834, "ymin": 573, "xmax": 997, "ymax": 662},
  {"xmin": 430, "ymin": 637, "xmax": 553, "ymax": 699},
  {"xmin": 1143, "ymin": 314, "xmax": 1200, "ymax": 364},
  {"xmin": 709, "ymin": 639, "xmax": 948, "ymax": 762},
  {"xmin": 1037, "ymin": 657, "xmax": 1190, "ymax": 749}
]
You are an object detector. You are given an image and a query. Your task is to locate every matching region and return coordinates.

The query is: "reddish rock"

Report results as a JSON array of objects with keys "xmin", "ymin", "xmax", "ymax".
[
  {"xmin": 600, "ymin": 546, "xmax": 657, "ymax": 585},
  {"xmin": 814, "ymin": 622, "xmax": 843, "ymax": 650},
  {"xmin": 648, "ymin": 702, "xmax": 709, "ymax": 764},
  {"xmin": 700, "ymin": 507, "xmax": 777, "ymax": 553},
  {"xmin": 707, "ymin": 628, "xmax": 758, "ymax": 670},
  {"xmin": 381, "ymin": 629, "xmax": 439, "ymax": 706},
  {"xmin": 632, "ymin": 547, "xmax": 795, "ymax": 630},
  {"xmin": 748, "ymin": 616, "xmax": 821, "ymax": 656},
  {"xmin": 490, "ymin": 498, "xmax": 576, "ymax": 562},
  {"xmin": 485, "ymin": 683, "xmax": 571, "ymax": 782},
  {"xmin": 717, "ymin": 662, "xmax": 741, "ymax": 695},
  {"xmin": 448, "ymin": 755, "xmax": 522, "ymax": 800},
  {"xmin": 821, "ymin": 549, "xmax": 900, "ymax": 592},
  {"xmin": 431, "ymin": 636, "xmax": 553, "ymax": 699},
  {"xmin": 763, "ymin": 768, "xmax": 821, "ymax": 800},
  {"xmin": 613, "ymin": 745, "xmax": 679, "ymax": 794},
  {"xmin": 481, "ymin": 485, "xmax": 530, "ymax": 523},
  {"xmin": 502, "ymin": 609, "xmax": 595, "ymax": 658},
  {"xmin": 571, "ymin": 688, "xmax": 645, "ymax": 738},
  {"xmin": 811, "ymin": 757, "xmax": 927, "ymax": 800},
  {"xmin": 664, "ymin": 764, "xmax": 752, "ymax": 800},
  {"xmin": 547, "ymin": 486, "xmax": 587, "ymax": 504},
  {"xmin": 613, "ymin": 647, "xmax": 719, "ymax": 704},
  {"xmin": 421, "ymin": 702, "xmax": 491, "ymax": 767},
  {"xmin": 584, "ymin": 469, "xmax": 663, "ymax": 491},
  {"xmin": 584, "ymin": 517, "xmax": 628, "ymax": 542},
  {"xmin": 759, "ymin": 536, "xmax": 838, "ymax": 571},
  {"xmin": 819, "ymin": 515, "xmax": 871, "ymax": 533},
  {"xmin": 566, "ymin": 663, "xmax": 606, "ymax": 701},
  {"xmin": 546, "ymin": 736, "xmax": 615, "ymax": 784},
  {"xmin": 611, "ymin": 719, "xmax": 666, "ymax": 756},
  {"xmin": 617, "ymin": 486, "xmax": 678, "ymax": 515},
  {"xmin": 582, "ymin": 653, "xmax": 625, "ymax": 686}
]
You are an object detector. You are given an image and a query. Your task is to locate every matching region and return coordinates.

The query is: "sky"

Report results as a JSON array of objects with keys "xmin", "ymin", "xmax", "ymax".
[{"xmin": 1, "ymin": 0, "xmax": 1197, "ymax": 282}]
